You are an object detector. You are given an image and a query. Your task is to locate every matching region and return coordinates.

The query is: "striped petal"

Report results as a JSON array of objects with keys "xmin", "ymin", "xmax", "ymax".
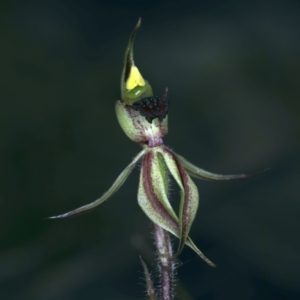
[
  {"xmin": 158, "ymin": 147, "xmax": 199, "ymax": 259},
  {"xmin": 138, "ymin": 148, "xmax": 215, "ymax": 267},
  {"xmin": 138, "ymin": 150, "xmax": 179, "ymax": 232},
  {"xmin": 47, "ymin": 149, "xmax": 145, "ymax": 219}
]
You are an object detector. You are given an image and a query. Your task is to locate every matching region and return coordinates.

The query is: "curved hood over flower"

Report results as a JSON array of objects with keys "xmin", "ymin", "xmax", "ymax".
[
  {"xmin": 116, "ymin": 18, "xmax": 168, "ymax": 148},
  {"xmin": 120, "ymin": 18, "xmax": 153, "ymax": 104},
  {"xmin": 49, "ymin": 19, "xmax": 266, "ymax": 267}
]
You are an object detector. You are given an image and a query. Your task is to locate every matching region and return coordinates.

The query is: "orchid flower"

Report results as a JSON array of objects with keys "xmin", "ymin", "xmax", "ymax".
[{"xmin": 49, "ymin": 19, "xmax": 259, "ymax": 267}]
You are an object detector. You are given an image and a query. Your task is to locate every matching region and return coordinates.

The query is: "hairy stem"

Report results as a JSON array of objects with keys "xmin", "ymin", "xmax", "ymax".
[{"xmin": 153, "ymin": 223, "xmax": 175, "ymax": 300}]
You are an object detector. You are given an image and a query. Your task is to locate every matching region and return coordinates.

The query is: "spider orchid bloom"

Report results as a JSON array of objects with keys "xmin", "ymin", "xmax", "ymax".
[{"xmin": 49, "ymin": 19, "xmax": 257, "ymax": 267}]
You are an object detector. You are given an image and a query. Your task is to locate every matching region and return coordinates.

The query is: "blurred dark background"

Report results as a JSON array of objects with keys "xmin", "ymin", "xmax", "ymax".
[{"xmin": 1, "ymin": 0, "xmax": 300, "ymax": 299}]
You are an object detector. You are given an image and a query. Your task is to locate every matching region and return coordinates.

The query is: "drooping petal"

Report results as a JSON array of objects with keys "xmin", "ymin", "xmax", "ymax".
[
  {"xmin": 158, "ymin": 147, "xmax": 199, "ymax": 259},
  {"xmin": 175, "ymin": 153, "xmax": 263, "ymax": 181},
  {"xmin": 138, "ymin": 150, "xmax": 179, "ymax": 231},
  {"xmin": 47, "ymin": 149, "xmax": 146, "ymax": 219},
  {"xmin": 186, "ymin": 237, "xmax": 216, "ymax": 267},
  {"xmin": 138, "ymin": 149, "xmax": 215, "ymax": 267}
]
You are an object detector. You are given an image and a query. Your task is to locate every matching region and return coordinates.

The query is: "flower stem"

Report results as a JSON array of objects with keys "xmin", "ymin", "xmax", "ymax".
[{"xmin": 153, "ymin": 223, "xmax": 175, "ymax": 300}]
